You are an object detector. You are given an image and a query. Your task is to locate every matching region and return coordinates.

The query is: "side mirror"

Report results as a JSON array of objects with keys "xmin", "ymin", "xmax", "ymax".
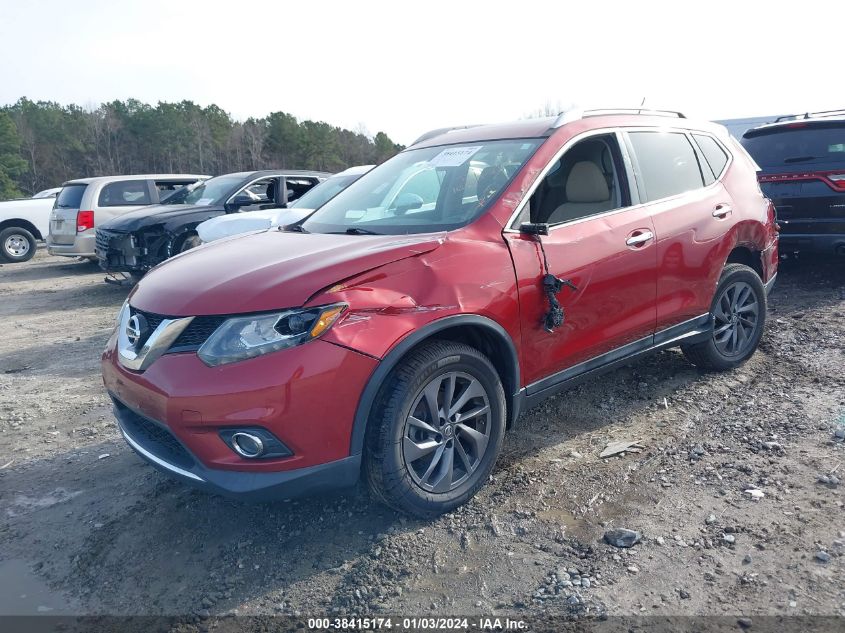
[
  {"xmin": 228, "ymin": 194, "xmax": 254, "ymax": 210},
  {"xmin": 519, "ymin": 222, "xmax": 550, "ymax": 236},
  {"xmin": 392, "ymin": 192, "xmax": 424, "ymax": 214}
]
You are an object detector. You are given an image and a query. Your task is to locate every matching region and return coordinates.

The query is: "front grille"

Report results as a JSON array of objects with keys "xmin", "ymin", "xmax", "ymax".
[
  {"xmin": 130, "ymin": 308, "xmax": 224, "ymax": 352},
  {"xmin": 172, "ymin": 316, "xmax": 227, "ymax": 349},
  {"xmin": 115, "ymin": 399, "xmax": 195, "ymax": 470},
  {"xmin": 96, "ymin": 229, "xmax": 125, "ymax": 253}
]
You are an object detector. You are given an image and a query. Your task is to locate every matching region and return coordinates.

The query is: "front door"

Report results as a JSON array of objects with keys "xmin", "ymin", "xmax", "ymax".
[{"xmin": 504, "ymin": 132, "xmax": 658, "ymax": 388}]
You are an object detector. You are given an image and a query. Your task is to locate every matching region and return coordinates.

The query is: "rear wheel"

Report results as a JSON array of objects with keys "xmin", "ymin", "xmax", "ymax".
[
  {"xmin": 0, "ymin": 226, "xmax": 36, "ymax": 263},
  {"xmin": 364, "ymin": 341, "xmax": 506, "ymax": 518},
  {"xmin": 682, "ymin": 263, "xmax": 767, "ymax": 371}
]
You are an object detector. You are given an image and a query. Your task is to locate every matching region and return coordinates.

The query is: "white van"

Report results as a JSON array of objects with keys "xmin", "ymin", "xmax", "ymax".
[{"xmin": 47, "ymin": 174, "xmax": 208, "ymax": 260}]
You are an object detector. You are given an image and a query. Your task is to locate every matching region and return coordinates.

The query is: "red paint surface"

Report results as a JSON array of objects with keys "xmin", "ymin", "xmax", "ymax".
[{"xmin": 104, "ymin": 114, "xmax": 778, "ymax": 475}]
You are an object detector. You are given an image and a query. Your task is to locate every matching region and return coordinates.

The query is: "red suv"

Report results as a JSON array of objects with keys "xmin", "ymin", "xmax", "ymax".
[{"xmin": 102, "ymin": 109, "xmax": 778, "ymax": 517}]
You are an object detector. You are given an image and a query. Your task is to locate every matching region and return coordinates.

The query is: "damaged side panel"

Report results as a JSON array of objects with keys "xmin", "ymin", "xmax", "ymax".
[{"xmin": 311, "ymin": 216, "xmax": 523, "ymax": 363}]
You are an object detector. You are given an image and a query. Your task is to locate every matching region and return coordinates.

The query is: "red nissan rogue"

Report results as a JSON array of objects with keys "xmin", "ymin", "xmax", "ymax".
[{"xmin": 102, "ymin": 109, "xmax": 778, "ymax": 517}]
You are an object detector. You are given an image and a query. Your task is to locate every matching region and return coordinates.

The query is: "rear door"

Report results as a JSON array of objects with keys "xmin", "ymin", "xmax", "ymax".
[
  {"xmin": 49, "ymin": 183, "xmax": 89, "ymax": 244},
  {"xmin": 505, "ymin": 131, "xmax": 658, "ymax": 387},
  {"xmin": 93, "ymin": 179, "xmax": 155, "ymax": 227},
  {"xmin": 624, "ymin": 129, "xmax": 734, "ymax": 331}
]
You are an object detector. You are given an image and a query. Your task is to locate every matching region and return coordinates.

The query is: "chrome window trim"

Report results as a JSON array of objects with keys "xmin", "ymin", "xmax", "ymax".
[
  {"xmin": 503, "ymin": 125, "xmax": 735, "ymax": 234},
  {"xmin": 120, "ymin": 427, "xmax": 204, "ymax": 482},
  {"xmin": 118, "ymin": 308, "xmax": 194, "ymax": 371}
]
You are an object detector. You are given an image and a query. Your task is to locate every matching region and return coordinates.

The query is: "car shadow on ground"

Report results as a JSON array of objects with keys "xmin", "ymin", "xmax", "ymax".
[{"xmin": 0, "ymin": 252, "xmax": 105, "ymax": 285}]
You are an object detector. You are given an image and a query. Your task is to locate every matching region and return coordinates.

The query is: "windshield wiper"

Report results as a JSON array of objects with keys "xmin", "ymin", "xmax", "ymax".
[
  {"xmin": 783, "ymin": 155, "xmax": 818, "ymax": 163},
  {"xmin": 337, "ymin": 227, "xmax": 383, "ymax": 235}
]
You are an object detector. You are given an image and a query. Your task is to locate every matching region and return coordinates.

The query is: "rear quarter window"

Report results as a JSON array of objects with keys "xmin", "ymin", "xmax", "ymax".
[
  {"xmin": 627, "ymin": 131, "xmax": 704, "ymax": 202},
  {"xmin": 693, "ymin": 134, "xmax": 730, "ymax": 178},
  {"xmin": 98, "ymin": 180, "xmax": 153, "ymax": 207},
  {"xmin": 55, "ymin": 184, "xmax": 88, "ymax": 209}
]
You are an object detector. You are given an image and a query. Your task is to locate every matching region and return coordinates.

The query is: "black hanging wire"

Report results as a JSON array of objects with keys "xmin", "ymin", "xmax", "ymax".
[{"xmin": 524, "ymin": 225, "xmax": 577, "ymax": 332}]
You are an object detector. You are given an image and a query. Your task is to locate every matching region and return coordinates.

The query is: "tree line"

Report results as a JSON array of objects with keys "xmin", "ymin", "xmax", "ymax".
[{"xmin": 0, "ymin": 98, "xmax": 404, "ymax": 200}]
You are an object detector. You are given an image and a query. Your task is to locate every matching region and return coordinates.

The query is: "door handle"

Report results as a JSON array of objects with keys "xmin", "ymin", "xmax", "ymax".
[
  {"xmin": 626, "ymin": 230, "xmax": 654, "ymax": 247},
  {"xmin": 713, "ymin": 204, "xmax": 732, "ymax": 219}
]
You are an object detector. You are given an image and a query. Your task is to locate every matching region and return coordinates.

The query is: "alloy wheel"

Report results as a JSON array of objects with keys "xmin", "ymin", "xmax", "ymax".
[
  {"xmin": 402, "ymin": 371, "xmax": 492, "ymax": 493},
  {"xmin": 712, "ymin": 280, "xmax": 759, "ymax": 357},
  {"xmin": 4, "ymin": 234, "xmax": 30, "ymax": 258}
]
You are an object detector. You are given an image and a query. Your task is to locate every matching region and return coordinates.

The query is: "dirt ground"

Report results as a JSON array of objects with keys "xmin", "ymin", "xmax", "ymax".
[{"xmin": 0, "ymin": 248, "xmax": 843, "ymax": 629}]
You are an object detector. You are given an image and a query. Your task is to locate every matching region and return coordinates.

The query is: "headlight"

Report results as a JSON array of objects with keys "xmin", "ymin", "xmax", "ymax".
[
  {"xmin": 115, "ymin": 300, "xmax": 129, "ymax": 330},
  {"xmin": 197, "ymin": 304, "xmax": 346, "ymax": 367}
]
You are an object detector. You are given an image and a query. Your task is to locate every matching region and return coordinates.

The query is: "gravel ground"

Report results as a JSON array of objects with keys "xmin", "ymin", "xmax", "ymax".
[{"xmin": 0, "ymin": 248, "xmax": 843, "ymax": 628}]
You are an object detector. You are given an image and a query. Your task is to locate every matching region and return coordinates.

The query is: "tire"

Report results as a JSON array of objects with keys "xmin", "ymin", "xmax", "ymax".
[
  {"xmin": 364, "ymin": 340, "xmax": 506, "ymax": 518},
  {"xmin": 0, "ymin": 226, "xmax": 37, "ymax": 263},
  {"xmin": 179, "ymin": 234, "xmax": 202, "ymax": 253},
  {"xmin": 682, "ymin": 263, "xmax": 767, "ymax": 371}
]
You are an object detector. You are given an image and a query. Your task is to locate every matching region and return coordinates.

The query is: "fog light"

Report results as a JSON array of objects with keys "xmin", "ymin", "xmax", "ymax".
[
  {"xmin": 231, "ymin": 432, "xmax": 265, "ymax": 458},
  {"xmin": 219, "ymin": 428, "xmax": 292, "ymax": 459}
]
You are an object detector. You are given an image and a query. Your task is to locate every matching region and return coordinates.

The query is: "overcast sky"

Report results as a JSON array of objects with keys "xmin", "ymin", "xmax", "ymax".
[{"xmin": 0, "ymin": 0, "xmax": 841, "ymax": 145}]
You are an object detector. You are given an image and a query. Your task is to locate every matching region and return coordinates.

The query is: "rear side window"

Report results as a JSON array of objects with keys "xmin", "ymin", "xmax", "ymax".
[
  {"xmin": 55, "ymin": 184, "xmax": 87, "ymax": 209},
  {"xmin": 693, "ymin": 134, "xmax": 729, "ymax": 178},
  {"xmin": 741, "ymin": 124, "xmax": 845, "ymax": 167},
  {"xmin": 98, "ymin": 180, "xmax": 153, "ymax": 207},
  {"xmin": 628, "ymin": 132, "xmax": 704, "ymax": 202}
]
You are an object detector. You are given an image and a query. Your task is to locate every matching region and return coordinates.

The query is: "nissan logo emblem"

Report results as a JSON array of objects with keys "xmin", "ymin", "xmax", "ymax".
[{"xmin": 126, "ymin": 313, "xmax": 149, "ymax": 348}]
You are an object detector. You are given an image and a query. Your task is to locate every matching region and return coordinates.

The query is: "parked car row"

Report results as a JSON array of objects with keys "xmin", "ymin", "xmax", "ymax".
[
  {"xmin": 94, "ymin": 170, "xmax": 329, "ymax": 280},
  {"xmin": 100, "ymin": 108, "xmax": 780, "ymax": 517}
]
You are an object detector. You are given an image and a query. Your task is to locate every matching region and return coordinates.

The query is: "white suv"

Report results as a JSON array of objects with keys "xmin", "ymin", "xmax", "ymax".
[{"xmin": 47, "ymin": 174, "xmax": 208, "ymax": 259}]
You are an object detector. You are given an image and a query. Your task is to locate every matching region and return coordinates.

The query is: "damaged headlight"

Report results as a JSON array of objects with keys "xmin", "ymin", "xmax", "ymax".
[{"xmin": 197, "ymin": 304, "xmax": 346, "ymax": 367}]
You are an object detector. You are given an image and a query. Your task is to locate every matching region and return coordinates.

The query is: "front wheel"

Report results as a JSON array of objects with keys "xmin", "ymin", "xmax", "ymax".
[
  {"xmin": 364, "ymin": 341, "xmax": 506, "ymax": 518},
  {"xmin": 682, "ymin": 263, "xmax": 767, "ymax": 371},
  {"xmin": 0, "ymin": 226, "xmax": 37, "ymax": 263}
]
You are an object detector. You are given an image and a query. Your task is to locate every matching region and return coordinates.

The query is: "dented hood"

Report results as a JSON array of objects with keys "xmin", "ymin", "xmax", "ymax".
[{"xmin": 129, "ymin": 229, "xmax": 445, "ymax": 316}]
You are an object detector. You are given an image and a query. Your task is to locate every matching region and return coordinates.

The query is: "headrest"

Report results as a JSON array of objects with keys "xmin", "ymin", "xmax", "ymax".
[{"xmin": 566, "ymin": 161, "xmax": 610, "ymax": 203}]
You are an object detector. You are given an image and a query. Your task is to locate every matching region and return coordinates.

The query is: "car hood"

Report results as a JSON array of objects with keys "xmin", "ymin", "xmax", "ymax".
[
  {"xmin": 196, "ymin": 208, "xmax": 314, "ymax": 243},
  {"xmin": 129, "ymin": 229, "xmax": 446, "ymax": 316},
  {"xmin": 101, "ymin": 204, "xmax": 225, "ymax": 232}
]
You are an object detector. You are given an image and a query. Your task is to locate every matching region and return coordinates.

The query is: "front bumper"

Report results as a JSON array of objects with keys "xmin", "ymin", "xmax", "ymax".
[
  {"xmin": 113, "ymin": 396, "xmax": 361, "ymax": 500},
  {"xmin": 102, "ymin": 336, "xmax": 379, "ymax": 500}
]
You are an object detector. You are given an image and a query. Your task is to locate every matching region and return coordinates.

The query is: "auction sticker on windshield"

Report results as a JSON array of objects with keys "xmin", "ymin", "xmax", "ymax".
[{"xmin": 427, "ymin": 146, "xmax": 482, "ymax": 167}]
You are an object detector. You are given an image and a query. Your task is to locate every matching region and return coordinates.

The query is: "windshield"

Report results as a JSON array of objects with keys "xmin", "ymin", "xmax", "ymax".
[
  {"xmin": 163, "ymin": 175, "xmax": 244, "ymax": 206},
  {"xmin": 290, "ymin": 174, "xmax": 363, "ymax": 210},
  {"xmin": 742, "ymin": 124, "xmax": 845, "ymax": 167},
  {"xmin": 301, "ymin": 139, "xmax": 541, "ymax": 235},
  {"xmin": 55, "ymin": 184, "xmax": 87, "ymax": 209}
]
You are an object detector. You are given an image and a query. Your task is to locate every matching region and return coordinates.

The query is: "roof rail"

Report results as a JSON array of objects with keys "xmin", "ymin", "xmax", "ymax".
[
  {"xmin": 774, "ymin": 108, "xmax": 845, "ymax": 123},
  {"xmin": 550, "ymin": 108, "xmax": 686, "ymax": 128},
  {"xmin": 410, "ymin": 124, "xmax": 484, "ymax": 146}
]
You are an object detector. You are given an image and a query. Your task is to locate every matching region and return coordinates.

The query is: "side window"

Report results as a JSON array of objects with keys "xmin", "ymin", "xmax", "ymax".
[
  {"xmin": 231, "ymin": 178, "xmax": 278, "ymax": 209},
  {"xmin": 523, "ymin": 135, "xmax": 629, "ymax": 225},
  {"xmin": 627, "ymin": 132, "xmax": 704, "ymax": 202},
  {"xmin": 97, "ymin": 180, "xmax": 153, "ymax": 207},
  {"xmin": 156, "ymin": 180, "xmax": 196, "ymax": 203},
  {"xmin": 285, "ymin": 178, "xmax": 317, "ymax": 203},
  {"xmin": 693, "ymin": 134, "xmax": 729, "ymax": 179}
]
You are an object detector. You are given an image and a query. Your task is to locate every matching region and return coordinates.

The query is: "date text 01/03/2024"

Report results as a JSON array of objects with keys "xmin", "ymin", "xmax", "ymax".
[{"xmin": 307, "ymin": 617, "xmax": 528, "ymax": 630}]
